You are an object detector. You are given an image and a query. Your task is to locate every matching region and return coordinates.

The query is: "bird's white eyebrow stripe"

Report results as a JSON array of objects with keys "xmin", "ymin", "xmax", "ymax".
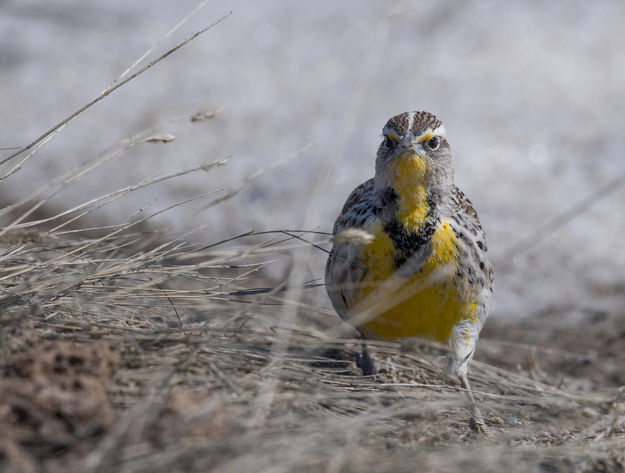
[{"xmin": 433, "ymin": 124, "xmax": 446, "ymax": 138}]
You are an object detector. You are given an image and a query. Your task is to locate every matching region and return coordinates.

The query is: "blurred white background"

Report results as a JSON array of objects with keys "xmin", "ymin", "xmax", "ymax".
[{"xmin": 1, "ymin": 0, "xmax": 625, "ymax": 322}]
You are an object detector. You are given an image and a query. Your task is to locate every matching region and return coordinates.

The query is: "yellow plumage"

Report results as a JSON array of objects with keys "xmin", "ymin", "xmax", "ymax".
[
  {"xmin": 356, "ymin": 219, "xmax": 475, "ymax": 343},
  {"xmin": 392, "ymin": 153, "xmax": 429, "ymax": 230}
]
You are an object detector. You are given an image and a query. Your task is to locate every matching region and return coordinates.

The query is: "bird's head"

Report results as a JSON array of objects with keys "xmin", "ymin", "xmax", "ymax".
[{"xmin": 374, "ymin": 111, "xmax": 454, "ymax": 198}]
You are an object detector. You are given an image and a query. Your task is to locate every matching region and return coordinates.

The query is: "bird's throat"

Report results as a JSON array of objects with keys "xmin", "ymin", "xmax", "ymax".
[{"xmin": 390, "ymin": 153, "xmax": 429, "ymax": 232}]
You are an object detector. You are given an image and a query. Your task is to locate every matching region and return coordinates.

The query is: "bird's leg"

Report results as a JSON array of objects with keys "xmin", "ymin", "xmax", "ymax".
[
  {"xmin": 458, "ymin": 372, "xmax": 487, "ymax": 432},
  {"xmin": 355, "ymin": 343, "xmax": 377, "ymax": 376}
]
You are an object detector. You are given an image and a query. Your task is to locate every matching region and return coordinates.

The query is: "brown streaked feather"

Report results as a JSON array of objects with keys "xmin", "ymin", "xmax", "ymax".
[
  {"xmin": 326, "ymin": 179, "xmax": 380, "ymax": 318},
  {"xmin": 332, "ymin": 179, "xmax": 378, "ymax": 233},
  {"xmin": 447, "ymin": 185, "xmax": 494, "ymax": 287}
]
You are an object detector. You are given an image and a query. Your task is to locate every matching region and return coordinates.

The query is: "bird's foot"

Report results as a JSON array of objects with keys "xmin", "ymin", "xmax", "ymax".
[
  {"xmin": 468, "ymin": 406, "xmax": 492, "ymax": 436},
  {"xmin": 355, "ymin": 349, "xmax": 377, "ymax": 376}
]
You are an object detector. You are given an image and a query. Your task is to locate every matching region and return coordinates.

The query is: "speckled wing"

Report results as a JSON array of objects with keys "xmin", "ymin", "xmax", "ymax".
[
  {"xmin": 325, "ymin": 179, "xmax": 379, "ymax": 319},
  {"xmin": 447, "ymin": 185, "xmax": 494, "ymax": 292}
]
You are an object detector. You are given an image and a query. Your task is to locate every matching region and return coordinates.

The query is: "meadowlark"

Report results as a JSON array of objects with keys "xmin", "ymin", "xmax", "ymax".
[{"xmin": 325, "ymin": 111, "xmax": 493, "ymax": 430}]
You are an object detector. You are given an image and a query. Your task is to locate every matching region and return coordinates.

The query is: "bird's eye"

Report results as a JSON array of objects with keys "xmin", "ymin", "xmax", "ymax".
[
  {"xmin": 383, "ymin": 136, "xmax": 395, "ymax": 148},
  {"xmin": 425, "ymin": 136, "xmax": 440, "ymax": 151}
]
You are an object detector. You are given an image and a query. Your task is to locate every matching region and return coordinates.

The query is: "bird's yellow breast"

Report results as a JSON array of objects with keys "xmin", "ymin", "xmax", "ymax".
[{"xmin": 355, "ymin": 219, "xmax": 476, "ymax": 344}]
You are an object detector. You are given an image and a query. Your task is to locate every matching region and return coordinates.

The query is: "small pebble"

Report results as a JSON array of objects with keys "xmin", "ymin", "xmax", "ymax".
[
  {"xmin": 505, "ymin": 415, "xmax": 518, "ymax": 426},
  {"xmin": 581, "ymin": 407, "xmax": 599, "ymax": 419}
]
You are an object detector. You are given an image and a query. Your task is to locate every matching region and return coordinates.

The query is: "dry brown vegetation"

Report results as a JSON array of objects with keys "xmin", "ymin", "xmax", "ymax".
[{"xmin": 0, "ymin": 224, "xmax": 624, "ymax": 473}]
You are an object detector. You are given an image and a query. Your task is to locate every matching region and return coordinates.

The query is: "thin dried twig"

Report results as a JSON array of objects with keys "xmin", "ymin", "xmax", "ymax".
[{"xmin": 0, "ymin": 12, "xmax": 231, "ymax": 167}]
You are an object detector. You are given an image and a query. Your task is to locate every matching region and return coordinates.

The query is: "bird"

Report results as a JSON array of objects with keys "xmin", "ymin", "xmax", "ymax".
[{"xmin": 325, "ymin": 111, "xmax": 493, "ymax": 431}]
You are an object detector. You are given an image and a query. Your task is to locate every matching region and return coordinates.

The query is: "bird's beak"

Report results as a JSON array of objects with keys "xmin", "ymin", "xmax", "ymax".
[{"xmin": 399, "ymin": 139, "xmax": 425, "ymax": 159}]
